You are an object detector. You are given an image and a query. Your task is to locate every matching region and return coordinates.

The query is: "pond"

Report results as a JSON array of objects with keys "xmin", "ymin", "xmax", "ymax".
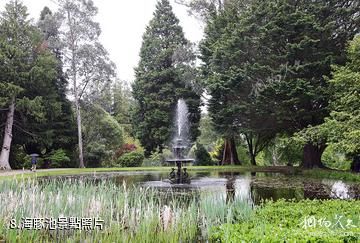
[{"xmin": 40, "ymin": 170, "xmax": 360, "ymax": 205}]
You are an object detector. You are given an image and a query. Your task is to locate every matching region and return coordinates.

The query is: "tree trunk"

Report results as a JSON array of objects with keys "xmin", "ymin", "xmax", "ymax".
[
  {"xmin": 72, "ymin": 51, "xmax": 84, "ymax": 168},
  {"xmin": 250, "ymin": 153, "xmax": 256, "ymax": 166},
  {"xmin": 301, "ymin": 142, "xmax": 326, "ymax": 168},
  {"xmin": 350, "ymin": 155, "xmax": 360, "ymax": 173},
  {"xmin": 221, "ymin": 137, "xmax": 240, "ymax": 165},
  {"xmin": 245, "ymin": 133, "xmax": 257, "ymax": 166},
  {"xmin": 0, "ymin": 98, "xmax": 15, "ymax": 170},
  {"xmin": 75, "ymin": 97, "xmax": 85, "ymax": 168},
  {"xmin": 67, "ymin": 8, "xmax": 84, "ymax": 168}
]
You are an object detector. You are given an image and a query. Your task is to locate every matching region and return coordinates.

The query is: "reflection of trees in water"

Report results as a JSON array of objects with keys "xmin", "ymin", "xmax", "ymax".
[
  {"xmin": 218, "ymin": 172, "xmax": 240, "ymax": 203},
  {"xmin": 250, "ymin": 183, "xmax": 304, "ymax": 205},
  {"xmin": 226, "ymin": 177, "xmax": 236, "ymax": 203}
]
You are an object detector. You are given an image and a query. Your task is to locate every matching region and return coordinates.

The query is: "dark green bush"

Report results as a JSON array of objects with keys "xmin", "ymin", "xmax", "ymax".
[
  {"xmin": 194, "ymin": 143, "xmax": 213, "ymax": 166},
  {"xmin": 116, "ymin": 151, "xmax": 144, "ymax": 167}
]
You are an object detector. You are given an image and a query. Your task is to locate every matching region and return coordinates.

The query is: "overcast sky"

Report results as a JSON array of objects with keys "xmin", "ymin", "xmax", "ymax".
[{"xmin": 0, "ymin": 0, "xmax": 204, "ymax": 82}]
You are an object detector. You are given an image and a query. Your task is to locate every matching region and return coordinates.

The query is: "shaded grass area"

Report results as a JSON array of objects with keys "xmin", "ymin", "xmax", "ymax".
[
  {"xmin": 0, "ymin": 178, "xmax": 252, "ymax": 242},
  {"xmin": 300, "ymin": 168, "xmax": 360, "ymax": 182},
  {"xmin": 0, "ymin": 165, "xmax": 359, "ymax": 182},
  {"xmin": 210, "ymin": 199, "xmax": 360, "ymax": 242}
]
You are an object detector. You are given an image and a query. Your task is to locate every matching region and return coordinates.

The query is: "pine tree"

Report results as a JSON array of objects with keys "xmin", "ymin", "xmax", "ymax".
[
  {"xmin": 13, "ymin": 6, "xmax": 78, "ymax": 165},
  {"xmin": 253, "ymin": 0, "xmax": 360, "ymax": 168},
  {"xmin": 132, "ymin": 0, "xmax": 201, "ymax": 156},
  {"xmin": 199, "ymin": 0, "xmax": 359, "ymax": 166},
  {"xmin": 0, "ymin": 1, "xmax": 58, "ymax": 169}
]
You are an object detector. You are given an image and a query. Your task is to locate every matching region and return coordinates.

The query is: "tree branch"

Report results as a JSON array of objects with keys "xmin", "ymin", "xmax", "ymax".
[{"xmin": 13, "ymin": 123, "xmax": 38, "ymax": 138}]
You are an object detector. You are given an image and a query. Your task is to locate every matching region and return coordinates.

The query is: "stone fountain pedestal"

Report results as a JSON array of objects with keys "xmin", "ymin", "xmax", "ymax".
[{"xmin": 166, "ymin": 139, "xmax": 193, "ymax": 184}]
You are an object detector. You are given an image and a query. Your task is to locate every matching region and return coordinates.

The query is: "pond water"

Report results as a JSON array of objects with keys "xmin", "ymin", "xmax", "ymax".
[{"xmin": 40, "ymin": 170, "xmax": 360, "ymax": 205}]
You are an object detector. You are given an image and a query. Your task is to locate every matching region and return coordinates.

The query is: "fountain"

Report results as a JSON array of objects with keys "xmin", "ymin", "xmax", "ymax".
[{"xmin": 166, "ymin": 99, "xmax": 194, "ymax": 183}]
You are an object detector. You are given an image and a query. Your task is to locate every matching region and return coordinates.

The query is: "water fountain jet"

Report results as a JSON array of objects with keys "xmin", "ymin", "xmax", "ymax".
[{"xmin": 166, "ymin": 99, "xmax": 194, "ymax": 183}]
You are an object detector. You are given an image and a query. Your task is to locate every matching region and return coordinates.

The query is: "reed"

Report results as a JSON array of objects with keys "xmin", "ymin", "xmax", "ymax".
[{"xmin": 0, "ymin": 178, "xmax": 253, "ymax": 242}]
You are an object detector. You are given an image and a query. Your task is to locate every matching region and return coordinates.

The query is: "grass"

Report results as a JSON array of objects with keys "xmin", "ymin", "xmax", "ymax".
[
  {"xmin": 211, "ymin": 199, "xmax": 360, "ymax": 242},
  {"xmin": 300, "ymin": 168, "xmax": 360, "ymax": 182},
  {"xmin": 0, "ymin": 178, "xmax": 253, "ymax": 242}
]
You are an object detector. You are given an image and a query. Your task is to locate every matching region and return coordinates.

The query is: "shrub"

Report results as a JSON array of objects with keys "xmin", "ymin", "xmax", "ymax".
[
  {"xmin": 45, "ymin": 149, "xmax": 71, "ymax": 168},
  {"xmin": 116, "ymin": 151, "xmax": 144, "ymax": 167},
  {"xmin": 322, "ymin": 144, "xmax": 352, "ymax": 170},
  {"xmin": 209, "ymin": 139, "xmax": 224, "ymax": 164},
  {"xmin": 210, "ymin": 199, "xmax": 360, "ymax": 242},
  {"xmin": 194, "ymin": 143, "xmax": 213, "ymax": 166},
  {"xmin": 85, "ymin": 141, "xmax": 113, "ymax": 167},
  {"xmin": 114, "ymin": 143, "xmax": 137, "ymax": 159},
  {"xmin": 142, "ymin": 147, "xmax": 172, "ymax": 167}
]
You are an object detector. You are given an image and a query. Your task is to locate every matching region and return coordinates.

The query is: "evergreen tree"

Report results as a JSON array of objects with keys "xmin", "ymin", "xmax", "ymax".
[
  {"xmin": 0, "ymin": 1, "xmax": 58, "ymax": 169},
  {"xmin": 301, "ymin": 37, "xmax": 360, "ymax": 172},
  {"xmin": 199, "ymin": 1, "xmax": 254, "ymax": 165},
  {"xmin": 12, "ymin": 6, "xmax": 77, "ymax": 165},
  {"xmin": 199, "ymin": 0, "xmax": 359, "ymax": 166},
  {"xmin": 132, "ymin": 0, "xmax": 201, "ymax": 156},
  {"xmin": 253, "ymin": 0, "xmax": 359, "ymax": 168}
]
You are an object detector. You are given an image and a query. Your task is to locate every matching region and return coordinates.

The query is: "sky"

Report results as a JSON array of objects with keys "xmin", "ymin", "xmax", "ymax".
[{"xmin": 0, "ymin": 0, "xmax": 204, "ymax": 82}]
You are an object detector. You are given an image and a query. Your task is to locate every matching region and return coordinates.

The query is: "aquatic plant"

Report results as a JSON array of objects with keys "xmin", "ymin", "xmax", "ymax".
[{"xmin": 0, "ymin": 178, "xmax": 252, "ymax": 242}]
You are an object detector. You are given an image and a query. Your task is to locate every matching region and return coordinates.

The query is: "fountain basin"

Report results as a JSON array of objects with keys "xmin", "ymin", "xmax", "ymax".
[{"xmin": 165, "ymin": 159, "xmax": 194, "ymax": 163}]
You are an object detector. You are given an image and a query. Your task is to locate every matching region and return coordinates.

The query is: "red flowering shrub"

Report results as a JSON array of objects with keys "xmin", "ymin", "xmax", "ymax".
[{"xmin": 114, "ymin": 143, "xmax": 137, "ymax": 159}]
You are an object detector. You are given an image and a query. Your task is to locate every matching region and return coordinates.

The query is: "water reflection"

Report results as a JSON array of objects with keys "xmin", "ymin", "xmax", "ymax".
[{"xmin": 39, "ymin": 170, "xmax": 360, "ymax": 205}]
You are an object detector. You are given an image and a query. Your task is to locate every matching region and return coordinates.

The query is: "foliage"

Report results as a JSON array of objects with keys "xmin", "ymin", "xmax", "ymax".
[
  {"xmin": 211, "ymin": 199, "xmax": 360, "ymax": 242},
  {"xmin": 55, "ymin": 0, "xmax": 116, "ymax": 167},
  {"xmin": 132, "ymin": 0, "xmax": 201, "ymax": 156},
  {"xmin": 112, "ymin": 80, "xmax": 135, "ymax": 135},
  {"xmin": 322, "ymin": 144, "xmax": 352, "ymax": 171},
  {"xmin": 197, "ymin": 114, "xmax": 218, "ymax": 151},
  {"xmin": 235, "ymin": 145, "xmax": 251, "ymax": 165},
  {"xmin": 82, "ymin": 104, "xmax": 124, "ymax": 167},
  {"xmin": 199, "ymin": 0, "xmax": 359, "ymax": 167},
  {"xmin": 0, "ymin": 178, "xmax": 252, "ymax": 242},
  {"xmin": 142, "ymin": 147, "xmax": 172, "ymax": 167},
  {"xmin": 262, "ymin": 135, "xmax": 303, "ymax": 166},
  {"xmin": 209, "ymin": 139, "xmax": 224, "ymax": 164},
  {"xmin": 32, "ymin": 7, "xmax": 77, "ymax": 165},
  {"xmin": 194, "ymin": 143, "xmax": 213, "ymax": 166},
  {"xmin": 116, "ymin": 151, "xmax": 144, "ymax": 167},
  {"xmin": 114, "ymin": 143, "xmax": 137, "ymax": 159},
  {"xmin": 44, "ymin": 149, "xmax": 71, "ymax": 168},
  {"xmin": 0, "ymin": 1, "xmax": 59, "ymax": 169},
  {"xmin": 322, "ymin": 36, "xmax": 360, "ymax": 161}
]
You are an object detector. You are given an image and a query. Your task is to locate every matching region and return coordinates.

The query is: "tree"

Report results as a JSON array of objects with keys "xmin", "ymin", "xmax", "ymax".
[
  {"xmin": 197, "ymin": 114, "xmax": 218, "ymax": 150},
  {"xmin": 253, "ymin": 0, "xmax": 360, "ymax": 168},
  {"xmin": 0, "ymin": 1, "xmax": 57, "ymax": 169},
  {"xmin": 199, "ymin": 0, "xmax": 256, "ymax": 165},
  {"xmin": 314, "ymin": 37, "xmax": 360, "ymax": 172},
  {"xmin": 12, "ymin": 6, "xmax": 78, "ymax": 165},
  {"xmin": 56, "ymin": 0, "xmax": 116, "ymax": 167},
  {"xmin": 82, "ymin": 103, "xmax": 123, "ymax": 167},
  {"xmin": 199, "ymin": 0, "xmax": 359, "ymax": 167},
  {"xmin": 112, "ymin": 80, "xmax": 135, "ymax": 136},
  {"xmin": 132, "ymin": 0, "xmax": 201, "ymax": 156}
]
